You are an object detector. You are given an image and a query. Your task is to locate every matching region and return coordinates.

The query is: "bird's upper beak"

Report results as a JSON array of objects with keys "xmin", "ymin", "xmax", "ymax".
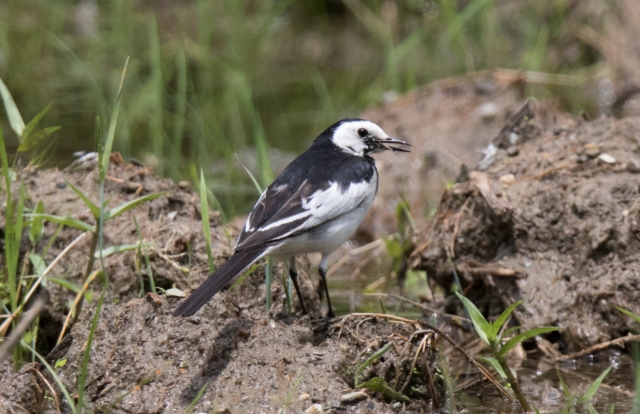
[{"xmin": 367, "ymin": 135, "xmax": 412, "ymax": 153}]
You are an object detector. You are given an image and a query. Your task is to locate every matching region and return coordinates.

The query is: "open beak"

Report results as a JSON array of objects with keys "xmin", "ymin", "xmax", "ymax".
[{"xmin": 375, "ymin": 136, "xmax": 412, "ymax": 152}]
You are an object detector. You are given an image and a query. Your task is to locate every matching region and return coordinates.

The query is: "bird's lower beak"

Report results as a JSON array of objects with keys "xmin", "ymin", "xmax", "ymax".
[{"xmin": 374, "ymin": 136, "xmax": 412, "ymax": 152}]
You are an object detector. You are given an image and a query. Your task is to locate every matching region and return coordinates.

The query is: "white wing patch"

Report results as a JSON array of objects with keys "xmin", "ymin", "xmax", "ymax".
[{"xmin": 254, "ymin": 180, "xmax": 375, "ymax": 239}]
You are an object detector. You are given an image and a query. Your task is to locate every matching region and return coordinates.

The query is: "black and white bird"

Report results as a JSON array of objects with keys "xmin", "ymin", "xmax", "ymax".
[{"xmin": 173, "ymin": 118, "xmax": 410, "ymax": 318}]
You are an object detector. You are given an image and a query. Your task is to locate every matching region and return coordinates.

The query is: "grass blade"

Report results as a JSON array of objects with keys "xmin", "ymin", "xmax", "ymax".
[
  {"xmin": 357, "ymin": 377, "xmax": 410, "ymax": 402},
  {"xmin": 66, "ymin": 180, "xmax": 100, "ymax": 218},
  {"xmin": 234, "ymin": 153, "xmax": 263, "ymax": 194},
  {"xmin": 171, "ymin": 44, "xmax": 187, "ymax": 172},
  {"xmin": 103, "ymin": 191, "xmax": 168, "ymax": 220},
  {"xmin": 455, "ymin": 291, "xmax": 491, "ymax": 344},
  {"xmin": 556, "ymin": 368, "xmax": 571, "ymax": 398},
  {"xmin": 27, "ymin": 214, "xmax": 95, "ymax": 233},
  {"xmin": 498, "ymin": 327, "xmax": 559, "ymax": 358},
  {"xmin": 185, "ymin": 383, "xmax": 208, "ymax": 414},
  {"xmin": 22, "ymin": 341, "xmax": 77, "ymax": 414},
  {"xmin": 17, "ymin": 125, "xmax": 61, "ymax": 152},
  {"xmin": 0, "ymin": 76, "xmax": 25, "ymax": 137},
  {"xmin": 616, "ymin": 307, "xmax": 640, "ymax": 325},
  {"xmin": 579, "ymin": 365, "xmax": 613, "ymax": 402},
  {"xmin": 200, "ymin": 169, "xmax": 215, "ymax": 273},
  {"xmin": 478, "ymin": 356, "xmax": 507, "ymax": 380},
  {"xmin": 20, "ymin": 102, "xmax": 52, "ymax": 142},
  {"xmin": 100, "ymin": 57, "xmax": 129, "ymax": 179},
  {"xmin": 489, "ymin": 299, "xmax": 522, "ymax": 339},
  {"xmin": 77, "ymin": 290, "xmax": 105, "ymax": 410},
  {"xmin": 94, "ymin": 243, "xmax": 150, "ymax": 258}
]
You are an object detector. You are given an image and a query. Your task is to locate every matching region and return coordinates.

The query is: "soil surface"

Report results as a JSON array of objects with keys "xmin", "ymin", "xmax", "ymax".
[
  {"xmin": 2, "ymin": 72, "xmax": 640, "ymax": 412},
  {"xmin": 415, "ymin": 105, "xmax": 640, "ymax": 352},
  {"xmin": 0, "ymin": 155, "xmax": 441, "ymax": 413}
]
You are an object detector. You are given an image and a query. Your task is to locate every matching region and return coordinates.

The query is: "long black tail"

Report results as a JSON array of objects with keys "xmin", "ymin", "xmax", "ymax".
[{"xmin": 172, "ymin": 248, "xmax": 266, "ymax": 317}]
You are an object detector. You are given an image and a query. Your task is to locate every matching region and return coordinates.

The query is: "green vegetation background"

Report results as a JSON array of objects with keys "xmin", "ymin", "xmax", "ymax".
[{"xmin": 0, "ymin": 0, "xmax": 614, "ymax": 217}]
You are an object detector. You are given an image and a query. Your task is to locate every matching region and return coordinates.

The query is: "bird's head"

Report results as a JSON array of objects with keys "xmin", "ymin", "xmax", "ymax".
[{"xmin": 328, "ymin": 119, "xmax": 411, "ymax": 156}]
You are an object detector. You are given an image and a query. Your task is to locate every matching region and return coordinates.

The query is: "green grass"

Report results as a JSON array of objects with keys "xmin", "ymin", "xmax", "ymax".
[{"xmin": 0, "ymin": 0, "xmax": 601, "ymax": 217}]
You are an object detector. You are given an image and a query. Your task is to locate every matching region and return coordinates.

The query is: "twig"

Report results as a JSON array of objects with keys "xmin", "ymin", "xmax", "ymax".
[
  {"xmin": 556, "ymin": 333, "xmax": 640, "ymax": 361},
  {"xmin": 327, "ymin": 239, "xmax": 385, "ymax": 277},
  {"xmin": 0, "ymin": 293, "xmax": 47, "ymax": 363},
  {"xmin": 462, "ymin": 266, "xmax": 518, "ymax": 277},
  {"xmin": 57, "ymin": 270, "xmax": 101, "ymax": 344},
  {"xmin": 399, "ymin": 334, "xmax": 428, "ymax": 394},
  {"xmin": 450, "ymin": 197, "xmax": 471, "ymax": 258},
  {"xmin": 364, "ymin": 293, "xmax": 471, "ymax": 325},
  {"xmin": 0, "ymin": 232, "xmax": 87, "ymax": 336},
  {"xmin": 31, "ymin": 368, "xmax": 62, "ymax": 414}
]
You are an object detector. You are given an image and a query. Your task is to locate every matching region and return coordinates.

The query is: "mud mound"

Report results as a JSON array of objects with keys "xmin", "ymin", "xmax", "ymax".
[
  {"xmin": 8, "ymin": 157, "xmax": 325, "ymax": 352},
  {"xmin": 45, "ymin": 292, "xmax": 441, "ymax": 413},
  {"xmin": 415, "ymin": 109, "xmax": 640, "ymax": 351}
]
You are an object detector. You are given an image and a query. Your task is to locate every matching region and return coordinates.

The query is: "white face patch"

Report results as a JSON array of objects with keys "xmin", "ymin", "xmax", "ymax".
[{"xmin": 331, "ymin": 120, "xmax": 389, "ymax": 156}]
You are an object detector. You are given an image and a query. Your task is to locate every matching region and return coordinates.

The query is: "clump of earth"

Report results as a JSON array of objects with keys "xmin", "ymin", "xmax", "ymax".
[{"xmin": 414, "ymin": 103, "xmax": 640, "ymax": 352}]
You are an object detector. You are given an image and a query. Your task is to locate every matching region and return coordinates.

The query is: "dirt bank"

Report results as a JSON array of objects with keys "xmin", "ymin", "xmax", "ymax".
[
  {"xmin": 1, "ymin": 156, "xmax": 441, "ymax": 413},
  {"xmin": 414, "ymin": 105, "xmax": 640, "ymax": 352}
]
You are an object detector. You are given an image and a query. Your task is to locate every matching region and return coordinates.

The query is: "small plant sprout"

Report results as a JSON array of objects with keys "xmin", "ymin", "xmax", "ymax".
[{"xmin": 455, "ymin": 292, "xmax": 559, "ymax": 412}]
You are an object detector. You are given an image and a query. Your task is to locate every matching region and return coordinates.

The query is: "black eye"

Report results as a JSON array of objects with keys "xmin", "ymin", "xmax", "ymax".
[{"xmin": 357, "ymin": 128, "xmax": 368, "ymax": 137}]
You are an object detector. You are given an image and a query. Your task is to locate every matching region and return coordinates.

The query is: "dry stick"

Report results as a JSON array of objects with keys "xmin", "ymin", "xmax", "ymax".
[
  {"xmin": 421, "ymin": 349, "xmax": 440, "ymax": 407},
  {"xmin": 0, "ymin": 232, "xmax": 87, "ymax": 337},
  {"xmin": 327, "ymin": 238, "xmax": 385, "ymax": 277},
  {"xmin": 57, "ymin": 270, "xmax": 101, "ymax": 344},
  {"xmin": 450, "ymin": 196, "xmax": 472, "ymax": 259},
  {"xmin": 0, "ymin": 294, "xmax": 47, "ymax": 363},
  {"xmin": 367, "ymin": 292, "xmax": 472, "ymax": 325},
  {"xmin": 346, "ymin": 313, "xmax": 516, "ymax": 404},
  {"xmin": 399, "ymin": 334, "xmax": 428, "ymax": 394},
  {"xmin": 31, "ymin": 368, "xmax": 62, "ymax": 414},
  {"xmin": 556, "ymin": 333, "xmax": 640, "ymax": 361}
]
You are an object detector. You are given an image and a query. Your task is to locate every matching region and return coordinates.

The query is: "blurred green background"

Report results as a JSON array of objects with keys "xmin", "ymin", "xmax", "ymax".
[{"xmin": 0, "ymin": 0, "xmax": 634, "ymax": 217}]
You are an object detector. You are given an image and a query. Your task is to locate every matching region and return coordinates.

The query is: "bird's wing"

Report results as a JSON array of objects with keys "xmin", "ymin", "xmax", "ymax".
[{"xmin": 236, "ymin": 178, "xmax": 373, "ymax": 251}]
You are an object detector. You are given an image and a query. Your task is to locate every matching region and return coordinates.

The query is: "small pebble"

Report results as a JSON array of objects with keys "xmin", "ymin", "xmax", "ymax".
[
  {"xmin": 56, "ymin": 181, "xmax": 67, "ymax": 189},
  {"xmin": 478, "ymin": 102, "xmax": 498, "ymax": 120},
  {"xmin": 304, "ymin": 403, "xmax": 323, "ymax": 414},
  {"xmin": 584, "ymin": 143, "xmax": 601, "ymax": 158},
  {"xmin": 178, "ymin": 180, "xmax": 191, "ymax": 190},
  {"xmin": 167, "ymin": 211, "xmax": 178, "ymax": 220},
  {"xmin": 499, "ymin": 174, "xmax": 516, "ymax": 186},
  {"xmin": 509, "ymin": 132, "xmax": 520, "ymax": 145},
  {"xmin": 340, "ymin": 391, "xmax": 368, "ymax": 404},
  {"xmin": 506, "ymin": 146, "xmax": 519, "ymax": 157},
  {"xmin": 627, "ymin": 159, "xmax": 640, "ymax": 173},
  {"xmin": 299, "ymin": 393, "xmax": 310, "ymax": 401},
  {"xmin": 598, "ymin": 153, "xmax": 616, "ymax": 164},
  {"xmin": 392, "ymin": 402, "xmax": 402, "ymax": 411},
  {"xmin": 165, "ymin": 288, "xmax": 186, "ymax": 298}
]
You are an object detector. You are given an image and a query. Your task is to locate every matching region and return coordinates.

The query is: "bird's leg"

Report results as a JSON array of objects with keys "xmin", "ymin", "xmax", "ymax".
[
  {"xmin": 288, "ymin": 257, "xmax": 308, "ymax": 315},
  {"xmin": 318, "ymin": 255, "xmax": 335, "ymax": 319}
]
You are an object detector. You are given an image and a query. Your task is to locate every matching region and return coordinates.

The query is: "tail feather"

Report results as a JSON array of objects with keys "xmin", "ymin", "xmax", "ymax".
[{"xmin": 172, "ymin": 248, "xmax": 265, "ymax": 317}]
